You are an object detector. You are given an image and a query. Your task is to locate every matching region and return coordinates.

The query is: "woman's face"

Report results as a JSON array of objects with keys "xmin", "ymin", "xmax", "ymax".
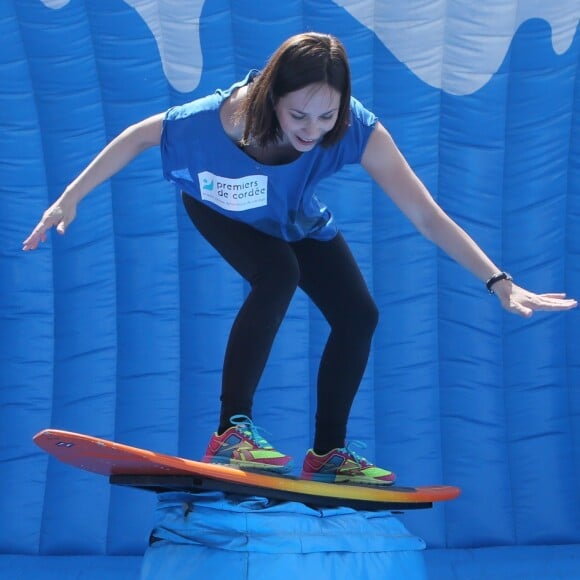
[{"xmin": 274, "ymin": 83, "xmax": 341, "ymax": 152}]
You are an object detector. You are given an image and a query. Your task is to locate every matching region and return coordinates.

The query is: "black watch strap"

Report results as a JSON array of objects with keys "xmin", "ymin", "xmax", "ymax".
[{"xmin": 486, "ymin": 271, "xmax": 513, "ymax": 294}]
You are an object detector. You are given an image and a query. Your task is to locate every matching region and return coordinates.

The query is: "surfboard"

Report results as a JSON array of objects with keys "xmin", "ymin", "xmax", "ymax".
[{"xmin": 33, "ymin": 429, "xmax": 461, "ymax": 511}]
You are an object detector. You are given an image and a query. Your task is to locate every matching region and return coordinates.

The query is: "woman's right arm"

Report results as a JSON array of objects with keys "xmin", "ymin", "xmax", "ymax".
[{"xmin": 22, "ymin": 113, "xmax": 164, "ymax": 251}]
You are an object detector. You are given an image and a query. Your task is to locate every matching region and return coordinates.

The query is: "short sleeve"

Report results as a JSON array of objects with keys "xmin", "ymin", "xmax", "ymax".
[
  {"xmin": 336, "ymin": 97, "xmax": 378, "ymax": 165},
  {"xmin": 160, "ymin": 94, "xmax": 219, "ymax": 186}
]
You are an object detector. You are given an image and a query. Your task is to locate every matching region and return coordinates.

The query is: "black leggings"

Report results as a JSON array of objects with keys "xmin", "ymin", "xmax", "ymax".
[{"xmin": 183, "ymin": 194, "xmax": 378, "ymax": 453}]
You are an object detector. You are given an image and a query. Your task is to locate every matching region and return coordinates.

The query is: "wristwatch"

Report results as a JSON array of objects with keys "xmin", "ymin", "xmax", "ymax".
[{"xmin": 486, "ymin": 271, "xmax": 512, "ymax": 294}]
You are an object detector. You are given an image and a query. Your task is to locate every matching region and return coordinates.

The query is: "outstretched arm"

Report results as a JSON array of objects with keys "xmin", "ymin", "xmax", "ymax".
[
  {"xmin": 22, "ymin": 113, "xmax": 164, "ymax": 251},
  {"xmin": 361, "ymin": 122, "xmax": 577, "ymax": 317}
]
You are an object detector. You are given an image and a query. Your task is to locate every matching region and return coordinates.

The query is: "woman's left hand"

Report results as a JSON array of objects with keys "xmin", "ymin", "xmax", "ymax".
[{"xmin": 493, "ymin": 279, "xmax": 577, "ymax": 317}]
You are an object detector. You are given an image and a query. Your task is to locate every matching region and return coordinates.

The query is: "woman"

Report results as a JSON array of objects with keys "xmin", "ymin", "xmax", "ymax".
[{"xmin": 23, "ymin": 33, "xmax": 576, "ymax": 486}]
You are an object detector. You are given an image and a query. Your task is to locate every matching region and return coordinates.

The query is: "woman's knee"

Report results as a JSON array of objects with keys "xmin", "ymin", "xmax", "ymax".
[
  {"xmin": 332, "ymin": 293, "xmax": 379, "ymax": 338},
  {"xmin": 355, "ymin": 296, "xmax": 379, "ymax": 336}
]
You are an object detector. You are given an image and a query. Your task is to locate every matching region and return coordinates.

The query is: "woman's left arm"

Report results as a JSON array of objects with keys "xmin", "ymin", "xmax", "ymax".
[{"xmin": 361, "ymin": 122, "xmax": 577, "ymax": 317}]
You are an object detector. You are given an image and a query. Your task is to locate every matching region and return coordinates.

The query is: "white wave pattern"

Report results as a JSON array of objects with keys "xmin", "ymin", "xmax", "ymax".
[
  {"xmin": 333, "ymin": 0, "xmax": 579, "ymax": 95},
  {"xmin": 41, "ymin": 0, "xmax": 69, "ymax": 7},
  {"xmin": 41, "ymin": 0, "xmax": 579, "ymax": 95},
  {"xmin": 124, "ymin": 0, "xmax": 205, "ymax": 93}
]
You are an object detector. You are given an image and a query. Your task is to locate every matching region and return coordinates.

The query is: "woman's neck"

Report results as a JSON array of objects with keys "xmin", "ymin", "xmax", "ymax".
[{"xmin": 220, "ymin": 85, "xmax": 301, "ymax": 166}]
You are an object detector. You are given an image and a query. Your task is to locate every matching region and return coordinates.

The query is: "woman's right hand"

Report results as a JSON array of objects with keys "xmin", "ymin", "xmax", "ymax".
[
  {"xmin": 22, "ymin": 196, "xmax": 77, "ymax": 251},
  {"xmin": 21, "ymin": 113, "xmax": 163, "ymax": 251}
]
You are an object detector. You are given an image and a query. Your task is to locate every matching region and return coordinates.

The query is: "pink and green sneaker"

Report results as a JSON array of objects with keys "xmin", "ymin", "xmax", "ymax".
[
  {"xmin": 202, "ymin": 414, "xmax": 293, "ymax": 474},
  {"xmin": 301, "ymin": 443, "xmax": 396, "ymax": 486}
]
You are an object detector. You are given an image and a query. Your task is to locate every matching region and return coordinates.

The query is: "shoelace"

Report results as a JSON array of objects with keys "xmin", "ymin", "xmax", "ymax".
[
  {"xmin": 341, "ymin": 440, "xmax": 371, "ymax": 467},
  {"xmin": 229, "ymin": 414, "xmax": 272, "ymax": 448}
]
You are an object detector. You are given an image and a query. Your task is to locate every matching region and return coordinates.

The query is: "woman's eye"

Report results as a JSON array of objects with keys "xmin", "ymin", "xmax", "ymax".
[{"xmin": 289, "ymin": 113, "xmax": 335, "ymax": 121}]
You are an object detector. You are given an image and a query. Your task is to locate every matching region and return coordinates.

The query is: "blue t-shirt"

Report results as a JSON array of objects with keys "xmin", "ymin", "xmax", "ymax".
[{"xmin": 161, "ymin": 71, "xmax": 377, "ymax": 241}]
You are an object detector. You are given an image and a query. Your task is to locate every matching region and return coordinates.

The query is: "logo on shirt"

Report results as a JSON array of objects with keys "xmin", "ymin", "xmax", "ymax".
[{"xmin": 197, "ymin": 171, "xmax": 267, "ymax": 212}]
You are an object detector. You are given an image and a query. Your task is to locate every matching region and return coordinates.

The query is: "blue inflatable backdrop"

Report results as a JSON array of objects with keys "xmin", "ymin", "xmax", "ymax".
[{"xmin": 1, "ymin": 0, "xmax": 579, "ymax": 577}]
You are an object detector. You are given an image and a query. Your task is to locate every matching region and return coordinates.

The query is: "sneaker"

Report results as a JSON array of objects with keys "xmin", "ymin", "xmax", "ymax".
[
  {"xmin": 301, "ymin": 442, "xmax": 396, "ymax": 486},
  {"xmin": 202, "ymin": 414, "xmax": 294, "ymax": 474}
]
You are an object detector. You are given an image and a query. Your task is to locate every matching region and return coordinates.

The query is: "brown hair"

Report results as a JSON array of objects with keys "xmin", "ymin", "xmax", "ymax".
[{"xmin": 238, "ymin": 32, "xmax": 352, "ymax": 148}]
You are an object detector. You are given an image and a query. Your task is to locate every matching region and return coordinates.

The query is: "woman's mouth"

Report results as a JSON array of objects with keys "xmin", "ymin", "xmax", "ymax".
[{"xmin": 296, "ymin": 135, "xmax": 317, "ymax": 146}]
